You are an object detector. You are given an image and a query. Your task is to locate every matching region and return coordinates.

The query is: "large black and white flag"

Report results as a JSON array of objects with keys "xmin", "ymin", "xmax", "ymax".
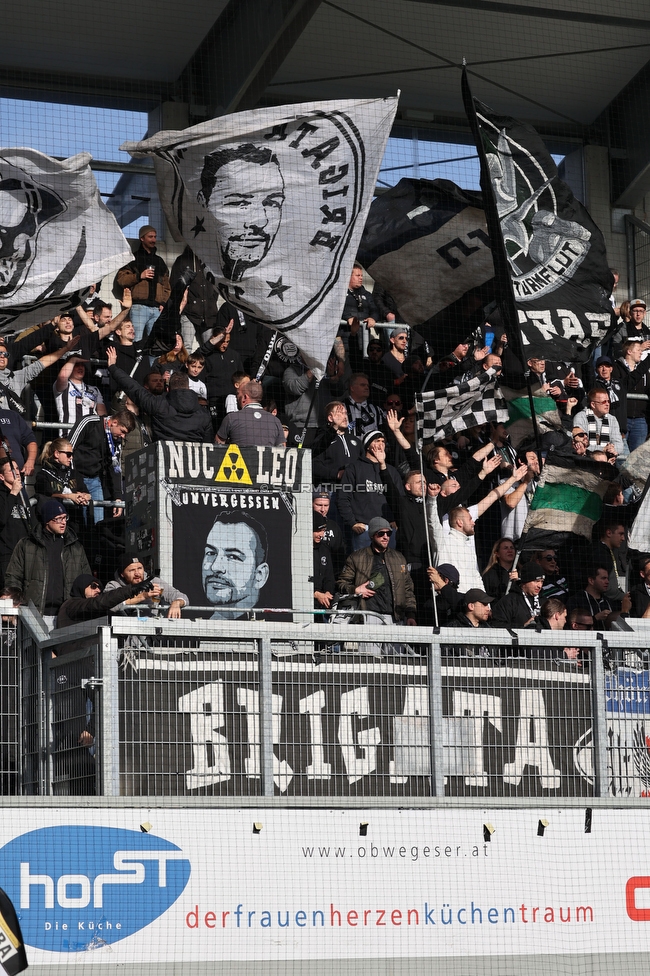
[
  {"xmin": 357, "ymin": 177, "xmax": 495, "ymax": 355},
  {"xmin": 122, "ymin": 97, "xmax": 398, "ymax": 373},
  {"xmin": 0, "ymin": 150, "xmax": 133, "ymax": 335},
  {"xmin": 462, "ymin": 74, "xmax": 615, "ymax": 364},
  {"xmin": 415, "ymin": 367, "xmax": 508, "ymax": 443}
]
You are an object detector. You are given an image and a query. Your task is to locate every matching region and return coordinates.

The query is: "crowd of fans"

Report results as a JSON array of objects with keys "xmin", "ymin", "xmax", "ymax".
[{"xmin": 1, "ymin": 226, "xmax": 649, "ymax": 651}]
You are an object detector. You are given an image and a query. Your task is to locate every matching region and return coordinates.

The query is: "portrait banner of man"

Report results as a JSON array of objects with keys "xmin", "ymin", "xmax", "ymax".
[
  {"xmin": 0, "ymin": 149, "xmax": 133, "ymax": 334},
  {"xmin": 121, "ymin": 96, "xmax": 397, "ymax": 372},
  {"xmin": 171, "ymin": 492, "xmax": 294, "ymax": 617}
]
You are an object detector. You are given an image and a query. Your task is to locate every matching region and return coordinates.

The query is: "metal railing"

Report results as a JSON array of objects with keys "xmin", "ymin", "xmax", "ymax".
[{"xmin": 16, "ymin": 611, "xmax": 640, "ymax": 799}]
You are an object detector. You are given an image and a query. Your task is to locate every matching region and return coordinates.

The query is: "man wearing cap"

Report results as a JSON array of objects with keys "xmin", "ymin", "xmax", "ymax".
[
  {"xmin": 337, "ymin": 516, "xmax": 417, "ymax": 625},
  {"xmin": 312, "ymin": 401, "xmax": 363, "ymax": 484},
  {"xmin": 382, "ymin": 327, "xmax": 408, "ymax": 380},
  {"xmin": 104, "ymin": 555, "xmax": 188, "ymax": 619},
  {"xmin": 623, "ymin": 298, "xmax": 650, "ymax": 345},
  {"xmin": 427, "ymin": 564, "xmax": 464, "ymax": 625},
  {"xmin": 4, "ymin": 498, "xmax": 91, "ymax": 626},
  {"xmin": 56, "ymin": 573, "xmax": 154, "ymax": 630},
  {"xmin": 337, "ymin": 429, "xmax": 404, "ymax": 551},
  {"xmin": 451, "ymin": 588, "xmax": 494, "ymax": 628},
  {"xmin": 590, "ymin": 355, "xmax": 624, "ymax": 431},
  {"xmin": 114, "ymin": 225, "xmax": 171, "ymax": 343},
  {"xmin": 491, "ymin": 562, "xmax": 546, "ymax": 629},
  {"xmin": 312, "ymin": 513, "xmax": 336, "ymax": 610}
]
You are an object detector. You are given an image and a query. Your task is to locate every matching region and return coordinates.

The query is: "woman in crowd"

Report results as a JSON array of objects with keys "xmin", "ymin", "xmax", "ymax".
[
  {"xmin": 154, "ymin": 333, "xmax": 189, "ymax": 384},
  {"xmin": 34, "ymin": 438, "xmax": 91, "ymax": 532},
  {"xmin": 482, "ymin": 537, "xmax": 519, "ymax": 599}
]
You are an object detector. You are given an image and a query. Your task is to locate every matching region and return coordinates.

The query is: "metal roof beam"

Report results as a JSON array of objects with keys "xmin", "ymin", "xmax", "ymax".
[{"xmin": 180, "ymin": 0, "xmax": 322, "ymax": 116}]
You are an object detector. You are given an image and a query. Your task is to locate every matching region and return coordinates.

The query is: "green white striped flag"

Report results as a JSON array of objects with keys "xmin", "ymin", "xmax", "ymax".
[{"xmin": 520, "ymin": 451, "xmax": 617, "ymax": 548}]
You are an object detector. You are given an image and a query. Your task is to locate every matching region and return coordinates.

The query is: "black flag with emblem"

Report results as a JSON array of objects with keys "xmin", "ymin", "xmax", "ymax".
[
  {"xmin": 461, "ymin": 72, "xmax": 615, "ymax": 364},
  {"xmin": 0, "ymin": 886, "xmax": 27, "ymax": 975},
  {"xmin": 121, "ymin": 97, "xmax": 397, "ymax": 374},
  {"xmin": 357, "ymin": 177, "xmax": 496, "ymax": 357}
]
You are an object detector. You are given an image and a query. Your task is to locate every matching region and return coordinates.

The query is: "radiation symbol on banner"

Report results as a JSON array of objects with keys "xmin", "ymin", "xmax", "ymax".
[{"xmin": 215, "ymin": 446, "xmax": 253, "ymax": 485}]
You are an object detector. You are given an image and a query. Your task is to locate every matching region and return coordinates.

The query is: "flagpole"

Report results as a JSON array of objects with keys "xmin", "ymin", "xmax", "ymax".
[
  {"xmin": 297, "ymin": 377, "xmax": 320, "ymax": 449},
  {"xmin": 415, "ymin": 394, "xmax": 439, "ymax": 629},
  {"xmin": 461, "ymin": 67, "xmax": 543, "ymax": 462}
]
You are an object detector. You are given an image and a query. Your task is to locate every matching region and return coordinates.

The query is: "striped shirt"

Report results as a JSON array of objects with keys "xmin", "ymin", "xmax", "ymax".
[{"xmin": 54, "ymin": 380, "xmax": 104, "ymax": 425}]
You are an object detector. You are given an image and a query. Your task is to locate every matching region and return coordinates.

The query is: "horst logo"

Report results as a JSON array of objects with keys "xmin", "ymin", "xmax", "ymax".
[{"xmin": 0, "ymin": 826, "xmax": 191, "ymax": 952}]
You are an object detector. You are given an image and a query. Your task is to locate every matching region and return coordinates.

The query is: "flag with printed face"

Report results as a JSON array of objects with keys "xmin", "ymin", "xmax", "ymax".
[
  {"xmin": 358, "ymin": 177, "xmax": 496, "ymax": 355},
  {"xmin": 415, "ymin": 367, "xmax": 508, "ymax": 443},
  {"xmin": 121, "ymin": 97, "xmax": 398, "ymax": 373},
  {"xmin": 0, "ymin": 150, "xmax": 133, "ymax": 335},
  {"xmin": 462, "ymin": 73, "xmax": 615, "ymax": 364}
]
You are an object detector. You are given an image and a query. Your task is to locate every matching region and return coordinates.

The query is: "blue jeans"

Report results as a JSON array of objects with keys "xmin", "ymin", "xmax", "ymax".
[
  {"xmin": 83, "ymin": 476, "xmax": 105, "ymax": 524},
  {"xmin": 627, "ymin": 416, "xmax": 648, "ymax": 453},
  {"xmin": 130, "ymin": 305, "xmax": 161, "ymax": 343}
]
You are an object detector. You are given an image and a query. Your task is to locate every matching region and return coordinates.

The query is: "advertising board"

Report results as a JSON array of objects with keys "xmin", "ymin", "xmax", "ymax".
[{"xmin": 2, "ymin": 807, "xmax": 650, "ymax": 974}]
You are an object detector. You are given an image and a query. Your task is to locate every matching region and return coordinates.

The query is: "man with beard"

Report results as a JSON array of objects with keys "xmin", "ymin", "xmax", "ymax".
[
  {"xmin": 198, "ymin": 144, "xmax": 285, "ymax": 282},
  {"xmin": 202, "ymin": 511, "xmax": 270, "ymax": 619}
]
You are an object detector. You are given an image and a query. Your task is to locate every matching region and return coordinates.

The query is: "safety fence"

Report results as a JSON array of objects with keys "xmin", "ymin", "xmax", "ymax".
[{"xmin": 10, "ymin": 611, "xmax": 650, "ymax": 800}]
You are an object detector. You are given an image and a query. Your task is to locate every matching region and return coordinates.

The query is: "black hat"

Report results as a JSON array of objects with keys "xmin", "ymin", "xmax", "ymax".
[
  {"xmin": 464, "ymin": 588, "xmax": 494, "ymax": 605},
  {"xmin": 117, "ymin": 553, "xmax": 144, "ymax": 576},
  {"xmin": 595, "ymin": 355, "xmax": 613, "ymax": 367},
  {"xmin": 363, "ymin": 429, "xmax": 384, "ymax": 449},
  {"xmin": 313, "ymin": 512, "xmax": 327, "ymax": 531},
  {"xmin": 437, "ymin": 564, "xmax": 460, "ymax": 584},
  {"xmin": 520, "ymin": 562, "xmax": 545, "ymax": 583}
]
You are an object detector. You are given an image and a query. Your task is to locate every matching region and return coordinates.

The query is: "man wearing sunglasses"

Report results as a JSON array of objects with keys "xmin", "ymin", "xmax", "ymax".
[
  {"xmin": 337, "ymin": 516, "xmax": 417, "ymax": 626},
  {"xmin": 56, "ymin": 573, "xmax": 154, "ymax": 631},
  {"xmin": 4, "ymin": 498, "xmax": 91, "ymax": 628}
]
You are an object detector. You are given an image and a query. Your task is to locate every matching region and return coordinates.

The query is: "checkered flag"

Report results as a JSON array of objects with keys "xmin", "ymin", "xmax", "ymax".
[{"xmin": 415, "ymin": 368, "xmax": 508, "ymax": 444}]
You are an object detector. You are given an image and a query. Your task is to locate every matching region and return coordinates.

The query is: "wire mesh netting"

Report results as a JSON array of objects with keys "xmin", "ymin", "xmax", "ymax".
[{"xmin": 3, "ymin": 0, "xmax": 650, "ymax": 972}]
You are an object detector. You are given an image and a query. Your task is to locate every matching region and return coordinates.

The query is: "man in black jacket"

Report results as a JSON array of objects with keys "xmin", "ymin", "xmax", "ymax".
[
  {"xmin": 69, "ymin": 409, "xmax": 135, "ymax": 523},
  {"xmin": 171, "ymin": 245, "xmax": 221, "ymax": 348},
  {"xmin": 312, "ymin": 514, "xmax": 336, "ymax": 610},
  {"xmin": 5, "ymin": 499, "xmax": 91, "ymax": 626},
  {"xmin": 491, "ymin": 562, "xmax": 545, "ymax": 629},
  {"xmin": 629, "ymin": 556, "xmax": 650, "ymax": 618},
  {"xmin": 312, "ymin": 401, "xmax": 363, "ymax": 485},
  {"xmin": 337, "ymin": 430, "xmax": 404, "ymax": 551},
  {"xmin": 107, "ymin": 348, "xmax": 213, "ymax": 442},
  {"xmin": 0, "ymin": 452, "xmax": 31, "ymax": 584},
  {"xmin": 451, "ymin": 588, "xmax": 494, "ymax": 628},
  {"xmin": 56, "ymin": 574, "xmax": 153, "ymax": 630}
]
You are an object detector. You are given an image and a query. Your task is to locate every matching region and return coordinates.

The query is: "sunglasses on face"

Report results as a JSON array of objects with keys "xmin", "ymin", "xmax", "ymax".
[
  {"xmin": 88, "ymin": 582, "xmax": 101, "ymax": 590},
  {"xmin": 374, "ymin": 530, "xmax": 392, "ymax": 538},
  {"xmin": 56, "ymin": 450, "xmax": 73, "ymax": 457}
]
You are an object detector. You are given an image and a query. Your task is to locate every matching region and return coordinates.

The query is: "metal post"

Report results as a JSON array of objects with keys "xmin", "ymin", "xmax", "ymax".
[
  {"xmin": 427, "ymin": 637, "xmax": 444, "ymax": 797},
  {"xmin": 99, "ymin": 626, "xmax": 120, "ymax": 796},
  {"xmin": 591, "ymin": 636, "xmax": 609, "ymax": 797},
  {"xmin": 258, "ymin": 638, "xmax": 274, "ymax": 797},
  {"xmin": 626, "ymin": 215, "xmax": 637, "ymax": 300}
]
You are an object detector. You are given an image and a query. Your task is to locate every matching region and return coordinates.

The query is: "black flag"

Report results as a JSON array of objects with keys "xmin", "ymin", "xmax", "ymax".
[
  {"xmin": 357, "ymin": 177, "xmax": 495, "ymax": 357},
  {"xmin": 461, "ymin": 71, "xmax": 614, "ymax": 364},
  {"xmin": 0, "ymin": 887, "xmax": 27, "ymax": 975}
]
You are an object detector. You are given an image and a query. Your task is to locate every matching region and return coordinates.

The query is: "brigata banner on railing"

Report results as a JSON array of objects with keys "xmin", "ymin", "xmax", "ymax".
[
  {"xmin": 2, "ymin": 807, "xmax": 650, "ymax": 971},
  {"xmin": 117, "ymin": 653, "xmax": 593, "ymax": 797}
]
